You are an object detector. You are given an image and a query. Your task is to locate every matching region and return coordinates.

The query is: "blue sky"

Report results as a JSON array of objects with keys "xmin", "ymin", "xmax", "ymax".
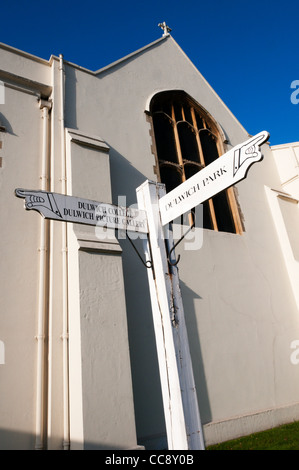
[{"xmin": 1, "ymin": 0, "xmax": 298, "ymax": 145}]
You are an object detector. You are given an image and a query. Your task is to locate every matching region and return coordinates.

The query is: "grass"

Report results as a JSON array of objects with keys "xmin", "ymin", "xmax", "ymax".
[{"xmin": 207, "ymin": 421, "xmax": 299, "ymax": 450}]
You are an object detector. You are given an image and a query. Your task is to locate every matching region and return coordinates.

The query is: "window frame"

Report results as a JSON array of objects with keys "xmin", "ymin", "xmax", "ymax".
[{"xmin": 147, "ymin": 91, "xmax": 244, "ymax": 234}]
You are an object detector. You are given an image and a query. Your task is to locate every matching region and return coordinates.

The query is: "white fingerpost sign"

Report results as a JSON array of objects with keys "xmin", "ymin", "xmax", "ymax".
[
  {"xmin": 15, "ymin": 189, "xmax": 148, "ymax": 234},
  {"xmin": 15, "ymin": 130, "xmax": 269, "ymax": 451}
]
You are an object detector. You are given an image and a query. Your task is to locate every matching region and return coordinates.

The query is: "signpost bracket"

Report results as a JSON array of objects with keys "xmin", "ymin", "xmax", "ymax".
[
  {"xmin": 126, "ymin": 230, "xmax": 153, "ymax": 270},
  {"xmin": 167, "ymin": 214, "xmax": 195, "ymax": 267}
]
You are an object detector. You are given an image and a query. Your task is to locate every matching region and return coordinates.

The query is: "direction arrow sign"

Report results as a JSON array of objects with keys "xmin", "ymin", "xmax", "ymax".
[
  {"xmin": 15, "ymin": 189, "xmax": 148, "ymax": 234},
  {"xmin": 159, "ymin": 131, "xmax": 270, "ymax": 226}
]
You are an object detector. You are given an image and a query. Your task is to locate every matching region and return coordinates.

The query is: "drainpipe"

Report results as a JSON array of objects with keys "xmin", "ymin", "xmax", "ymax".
[
  {"xmin": 35, "ymin": 99, "xmax": 52, "ymax": 450},
  {"xmin": 59, "ymin": 54, "xmax": 70, "ymax": 451},
  {"xmin": 47, "ymin": 63, "xmax": 55, "ymax": 447}
]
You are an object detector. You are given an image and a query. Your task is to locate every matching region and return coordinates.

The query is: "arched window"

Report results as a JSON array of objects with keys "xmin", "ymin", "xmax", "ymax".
[{"xmin": 149, "ymin": 91, "xmax": 243, "ymax": 233}]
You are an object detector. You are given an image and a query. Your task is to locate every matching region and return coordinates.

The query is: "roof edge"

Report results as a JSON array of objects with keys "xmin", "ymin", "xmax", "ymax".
[
  {"xmin": 271, "ymin": 141, "xmax": 299, "ymax": 149},
  {"xmin": 0, "ymin": 42, "xmax": 50, "ymax": 66},
  {"xmin": 94, "ymin": 36, "xmax": 169, "ymax": 75}
]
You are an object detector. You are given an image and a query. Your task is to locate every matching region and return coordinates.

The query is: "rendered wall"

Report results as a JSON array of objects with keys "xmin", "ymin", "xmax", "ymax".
[{"xmin": 0, "ymin": 75, "xmax": 44, "ymax": 449}]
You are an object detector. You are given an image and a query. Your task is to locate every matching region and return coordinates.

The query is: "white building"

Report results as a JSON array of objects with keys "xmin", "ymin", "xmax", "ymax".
[{"xmin": 0, "ymin": 31, "xmax": 298, "ymax": 450}]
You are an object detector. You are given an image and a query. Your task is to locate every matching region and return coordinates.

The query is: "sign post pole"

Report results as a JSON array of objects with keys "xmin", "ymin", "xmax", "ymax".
[
  {"xmin": 136, "ymin": 180, "xmax": 205, "ymax": 450},
  {"xmin": 165, "ymin": 220, "xmax": 205, "ymax": 451}
]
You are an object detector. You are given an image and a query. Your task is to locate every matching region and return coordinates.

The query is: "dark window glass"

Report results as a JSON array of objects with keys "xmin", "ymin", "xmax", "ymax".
[
  {"xmin": 199, "ymin": 129, "xmax": 219, "ymax": 166},
  {"xmin": 212, "ymin": 191, "xmax": 235, "ymax": 233},
  {"xmin": 160, "ymin": 165, "xmax": 182, "ymax": 193},
  {"xmin": 184, "ymin": 163, "xmax": 201, "ymax": 180},
  {"xmin": 177, "ymin": 122, "xmax": 199, "ymax": 163},
  {"xmin": 202, "ymin": 200, "xmax": 213, "ymax": 230},
  {"xmin": 153, "ymin": 113, "xmax": 177, "ymax": 164}
]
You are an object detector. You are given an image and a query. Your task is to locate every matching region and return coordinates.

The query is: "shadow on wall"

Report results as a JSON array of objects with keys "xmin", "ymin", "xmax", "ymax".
[
  {"xmin": 0, "ymin": 112, "xmax": 16, "ymax": 135},
  {"xmin": 118, "ymin": 233, "xmax": 212, "ymax": 446},
  {"xmin": 0, "ymin": 428, "xmax": 36, "ymax": 450},
  {"xmin": 178, "ymin": 280, "xmax": 212, "ymax": 425},
  {"xmin": 119, "ymin": 233, "xmax": 168, "ymax": 450},
  {"xmin": 108, "ymin": 146, "xmax": 151, "ymax": 208},
  {"xmin": 64, "ymin": 65, "xmax": 78, "ymax": 131},
  {"xmin": 0, "ymin": 428, "xmax": 145, "ymax": 450}
]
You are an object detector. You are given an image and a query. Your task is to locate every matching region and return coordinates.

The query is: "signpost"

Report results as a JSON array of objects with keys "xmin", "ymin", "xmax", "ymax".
[
  {"xmin": 15, "ymin": 131, "xmax": 269, "ymax": 450},
  {"xmin": 137, "ymin": 181, "xmax": 205, "ymax": 450}
]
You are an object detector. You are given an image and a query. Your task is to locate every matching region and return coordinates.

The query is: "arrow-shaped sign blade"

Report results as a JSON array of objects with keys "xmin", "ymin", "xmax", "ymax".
[
  {"xmin": 15, "ymin": 189, "xmax": 63, "ymax": 220},
  {"xmin": 159, "ymin": 131, "xmax": 269, "ymax": 226},
  {"xmin": 15, "ymin": 189, "xmax": 149, "ymax": 234}
]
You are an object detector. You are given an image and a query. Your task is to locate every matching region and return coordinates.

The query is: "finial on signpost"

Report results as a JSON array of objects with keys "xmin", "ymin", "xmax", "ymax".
[{"xmin": 158, "ymin": 22, "xmax": 172, "ymax": 37}]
